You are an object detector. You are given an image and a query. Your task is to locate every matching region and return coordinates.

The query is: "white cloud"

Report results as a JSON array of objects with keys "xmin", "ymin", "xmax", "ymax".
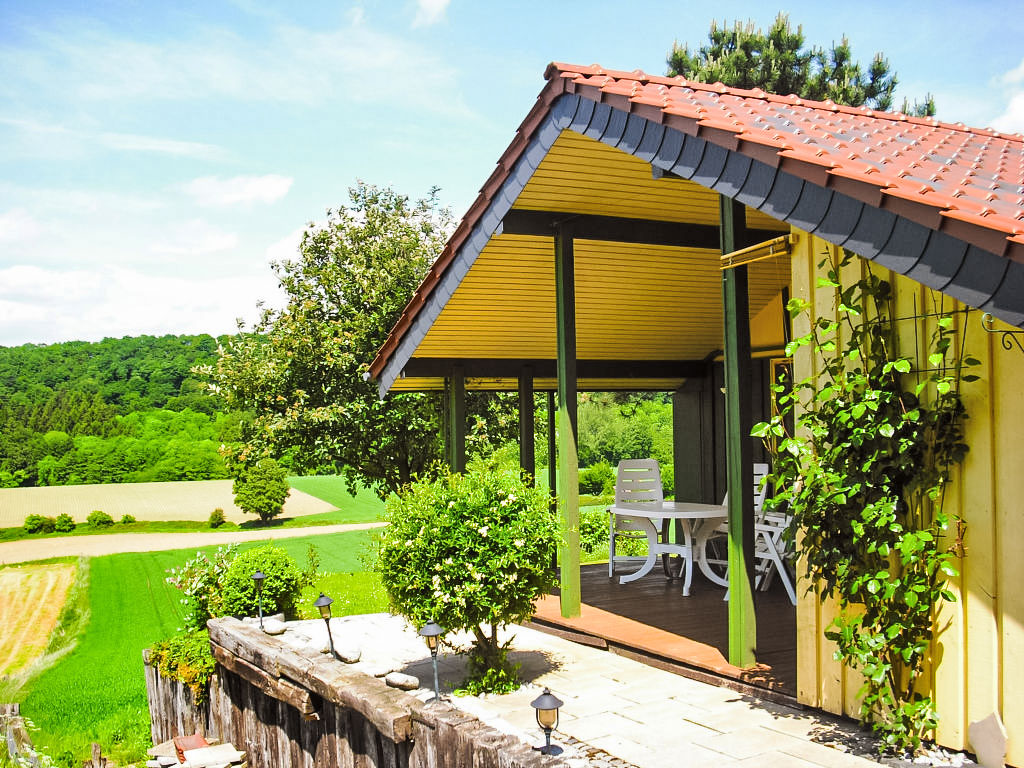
[
  {"xmin": 992, "ymin": 93, "xmax": 1024, "ymax": 134},
  {"xmin": 0, "ymin": 208, "xmax": 41, "ymax": 243},
  {"xmin": 152, "ymin": 219, "xmax": 239, "ymax": 256},
  {"xmin": 0, "ymin": 15, "xmax": 474, "ymax": 119},
  {"xmin": 183, "ymin": 175, "xmax": 293, "ymax": 207},
  {"xmin": 0, "ymin": 264, "xmax": 283, "ymax": 345},
  {"xmin": 99, "ymin": 131, "xmax": 224, "ymax": 160},
  {"xmin": 413, "ymin": 0, "xmax": 451, "ymax": 27},
  {"xmin": 990, "ymin": 58, "xmax": 1024, "ymax": 134},
  {"xmin": 265, "ymin": 226, "xmax": 306, "ymax": 265},
  {"xmin": 1001, "ymin": 57, "xmax": 1024, "ymax": 86}
]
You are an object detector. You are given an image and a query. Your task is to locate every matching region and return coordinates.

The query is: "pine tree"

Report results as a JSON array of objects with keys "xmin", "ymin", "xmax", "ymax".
[{"xmin": 667, "ymin": 13, "xmax": 935, "ymax": 116}]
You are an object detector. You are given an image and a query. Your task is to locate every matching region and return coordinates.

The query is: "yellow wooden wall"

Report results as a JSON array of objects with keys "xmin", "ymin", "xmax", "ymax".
[{"xmin": 791, "ymin": 232, "xmax": 1023, "ymax": 765}]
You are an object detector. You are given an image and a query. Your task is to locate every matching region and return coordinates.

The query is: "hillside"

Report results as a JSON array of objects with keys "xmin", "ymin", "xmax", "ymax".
[{"xmin": 0, "ymin": 334, "xmax": 237, "ymax": 488}]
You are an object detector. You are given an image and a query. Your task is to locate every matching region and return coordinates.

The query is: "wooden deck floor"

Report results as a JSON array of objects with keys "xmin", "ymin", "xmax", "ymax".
[{"xmin": 531, "ymin": 562, "xmax": 796, "ymax": 697}]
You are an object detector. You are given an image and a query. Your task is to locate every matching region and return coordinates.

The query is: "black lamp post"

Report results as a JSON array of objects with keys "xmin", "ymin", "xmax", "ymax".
[
  {"xmin": 418, "ymin": 619, "xmax": 444, "ymax": 701},
  {"xmin": 530, "ymin": 687, "xmax": 563, "ymax": 755},
  {"xmin": 314, "ymin": 592, "xmax": 335, "ymax": 658},
  {"xmin": 251, "ymin": 570, "xmax": 266, "ymax": 630}
]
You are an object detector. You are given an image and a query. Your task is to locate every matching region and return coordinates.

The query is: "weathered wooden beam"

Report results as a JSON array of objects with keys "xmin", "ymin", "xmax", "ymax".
[
  {"xmin": 211, "ymin": 643, "xmax": 317, "ymax": 717},
  {"xmin": 501, "ymin": 209, "xmax": 778, "ymax": 249},
  {"xmin": 720, "ymin": 194, "xmax": 757, "ymax": 669},
  {"xmin": 555, "ymin": 225, "xmax": 581, "ymax": 619},
  {"xmin": 401, "ymin": 358, "xmax": 708, "ymax": 380},
  {"xmin": 207, "ymin": 618, "xmax": 415, "ymax": 742}
]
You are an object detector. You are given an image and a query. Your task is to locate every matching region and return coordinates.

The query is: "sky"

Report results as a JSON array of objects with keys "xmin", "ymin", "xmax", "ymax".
[{"xmin": 1, "ymin": 0, "xmax": 1022, "ymax": 346}]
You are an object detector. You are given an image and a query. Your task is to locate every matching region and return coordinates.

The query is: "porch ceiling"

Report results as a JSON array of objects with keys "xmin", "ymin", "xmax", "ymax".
[{"xmin": 389, "ymin": 130, "xmax": 790, "ymax": 393}]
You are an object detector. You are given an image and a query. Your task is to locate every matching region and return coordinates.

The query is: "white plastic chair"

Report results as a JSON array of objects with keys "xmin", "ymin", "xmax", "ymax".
[
  {"xmin": 706, "ymin": 463, "xmax": 797, "ymax": 606},
  {"xmin": 607, "ymin": 459, "xmax": 663, "ymax": 577}
]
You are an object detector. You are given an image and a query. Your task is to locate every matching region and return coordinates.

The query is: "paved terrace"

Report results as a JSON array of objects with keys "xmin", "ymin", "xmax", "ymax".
[{"xmin": 266, "ymin": 614, "xmax": 892, "ymax": 768}]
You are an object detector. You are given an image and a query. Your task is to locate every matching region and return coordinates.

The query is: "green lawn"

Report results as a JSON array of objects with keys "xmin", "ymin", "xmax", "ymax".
[
  {"xmin": 287, "ymin": 475, "xmax": 386, "ymax": 523},
  {"xmin": 17, "ymin": 529, "xmax": 380, "ymax": 766}
]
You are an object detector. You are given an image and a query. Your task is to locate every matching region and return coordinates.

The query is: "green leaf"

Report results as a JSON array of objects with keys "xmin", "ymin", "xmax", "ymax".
[
  {"xmin": 928, "ymin": 353, "xmax": 944, "ymax": 367},
  {"xmin": 893, "ymin": 359, "xmax": 911, "ymax": 374}
]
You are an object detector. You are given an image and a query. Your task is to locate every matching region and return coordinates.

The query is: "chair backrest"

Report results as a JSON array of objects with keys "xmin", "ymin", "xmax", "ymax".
[
  {"xmin": 614, "ymin": 459, "xmax": 663, "ymax": 507},
  {"xmin": 721, "ymin": 462, "xmax": 771, "ymax": 514}
]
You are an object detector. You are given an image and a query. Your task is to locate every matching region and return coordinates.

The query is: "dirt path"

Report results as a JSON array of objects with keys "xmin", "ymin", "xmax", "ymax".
[{"xmin": 0, "ymin": 522, "xmax": 388, "ymax": 566}]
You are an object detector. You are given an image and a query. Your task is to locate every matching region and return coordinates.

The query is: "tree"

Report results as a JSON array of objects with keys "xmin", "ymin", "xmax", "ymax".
[
  {"xmin": 204, "ymin": 183, "xmax": 454, "ymax": 496},
  {"xmin": 232, "ymin": 458, "xmax": 290, "ymax": 522},
  {"xmin": 667, "ymin": 13, "xmax": 935, "ymax": 116}
]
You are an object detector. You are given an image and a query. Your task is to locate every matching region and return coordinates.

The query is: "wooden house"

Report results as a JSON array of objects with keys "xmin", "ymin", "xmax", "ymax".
[{"xmin": 368, "ymin": 63, "xmax": 1024, "ymax": 763}]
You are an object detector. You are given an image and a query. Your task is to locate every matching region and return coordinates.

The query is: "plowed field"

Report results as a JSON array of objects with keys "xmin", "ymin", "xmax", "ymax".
[{"xmin": 0, "ymin": 562, "xmax": 76, "ymax": 675}]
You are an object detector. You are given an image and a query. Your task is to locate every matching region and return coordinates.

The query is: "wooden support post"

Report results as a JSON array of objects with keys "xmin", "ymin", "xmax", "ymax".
[
  {"xmin": 547, "ymin": 389, "xmax": 557, "ymax": 571},
  {"xmin": 547, "ymin": 390, "xmax": 557, "ymax": 507},
  {"xmin": 447, "ymin": 366, "xmax": 466, "ymax": 473},
  {"xmin": 721, "ymin": 194, "xmax": 757, "ymax": 668},
  {"xmin": 554, "ymin": 225, "xmax": 581, "ymax": 618},
  {"xmin": 518, "ymin": 366, "xmax": 535, "ymax": 485}
]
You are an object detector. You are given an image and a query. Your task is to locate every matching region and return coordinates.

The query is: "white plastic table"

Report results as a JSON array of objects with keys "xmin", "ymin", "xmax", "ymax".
[{"xmin": 610, "ymin": 501, "xmax": 729, "ymax": 596}]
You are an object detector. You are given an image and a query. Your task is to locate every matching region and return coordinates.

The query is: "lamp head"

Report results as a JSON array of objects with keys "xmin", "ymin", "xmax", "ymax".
[
  {"xmin": 313, "ymin": 592, "xmax": 333, "ymax": 620},
  {"xmin": 418, "ymin": 619, "xmax": 444, "ymax": 656},
  {"xmin": 530, "ymin": 687, "xmax": 563, "ymax": 731},
  {"xmin": 251, "ymin": 570, "xmax": 266, "ymax": 593}
]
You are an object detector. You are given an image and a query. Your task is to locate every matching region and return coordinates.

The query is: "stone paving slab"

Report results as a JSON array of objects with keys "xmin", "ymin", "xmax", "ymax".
[{"xmin": 269, "ymin": 614, "xmax": 888, "ymax": 768}]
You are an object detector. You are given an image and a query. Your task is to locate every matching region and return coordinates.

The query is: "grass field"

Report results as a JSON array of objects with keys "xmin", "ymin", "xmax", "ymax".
[
  {"xmin": 15, "ymin": 529, "xmax": 380, "ymax": 765},
  {"xmin": 0, "ymin": 563, "xmax": 77, "ymax": 675}
]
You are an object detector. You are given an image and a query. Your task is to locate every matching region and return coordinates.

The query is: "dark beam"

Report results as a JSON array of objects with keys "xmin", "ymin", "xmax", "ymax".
[
  {"xmin": 447, "ymin": 366, "xmax": 466, "ymax": 473},
  {"xmin": 518, "ymin": 366, "xmax": 535, "ymax": 485},
  {"xmin": 721, "ymin": 195, "xmax": 757, "ymax": 669},
  {"xmin": 401, "ymin": 358, "xmax": 709, "ymax": 380},
  {"xmin": 500, "ymin": 209, "xmax": 778, "ymax": 250}
]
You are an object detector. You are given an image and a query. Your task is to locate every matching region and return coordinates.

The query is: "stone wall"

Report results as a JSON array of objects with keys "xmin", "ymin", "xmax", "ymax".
[{"xmin": 145, "ymin": 618, "xmax": 567, "ymax": 768}]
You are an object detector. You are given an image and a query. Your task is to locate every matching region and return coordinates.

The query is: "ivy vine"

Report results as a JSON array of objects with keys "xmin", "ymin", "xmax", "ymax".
[{"xmin": 753, "ymin": 249, "xmax": 977, "ymax": 755}]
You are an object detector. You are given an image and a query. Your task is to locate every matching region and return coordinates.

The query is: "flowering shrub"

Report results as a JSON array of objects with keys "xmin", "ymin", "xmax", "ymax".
[
  {"xmin": 376, "ymin": 459, "xmax": 559, "ymax": 693},
  {"xmin": 166, "ymin": 544, "xmax": 239, "ymax": 631},
  {"xmin": 220, "ymin": 545, "xmax": 302, "ymax": 618}
]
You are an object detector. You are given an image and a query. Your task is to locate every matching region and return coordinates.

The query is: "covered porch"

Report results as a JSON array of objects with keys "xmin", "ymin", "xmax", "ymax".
[{"xmin": 369, "ymin": 111, "xmax": 796, "ymax": 676}]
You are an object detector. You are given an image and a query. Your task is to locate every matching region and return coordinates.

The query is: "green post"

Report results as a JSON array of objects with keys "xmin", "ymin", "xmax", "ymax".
[
  {"xmin": 447, "ymin": 366, "xmax": 466, "ymax": 473},
  {"xmin": 518, "ymin": 366, "xmax": 535, "ymax": 485},
  {"xmin": 554, "ymin": 225, "xmax": 581, "ymax": 618},
  {"xmin": 720, "ymin": 194, "xmax": 757, "ymax": 668}
]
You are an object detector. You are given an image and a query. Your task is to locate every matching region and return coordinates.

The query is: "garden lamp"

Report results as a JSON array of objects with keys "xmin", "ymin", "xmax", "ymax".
[
  {"xmin": 530, "ymin": 688, "xmax": 563, "ymax": 755},
  {"xmin": 418, "ymin": 619, "xmax": 445, "ymax": 701},
  {"xmin": 251, "ymin": 570, "xmax": 266, "ymax": 630},
  {"xmin": 314, "ymin": 592, "xmax": 336, "ymax": 658}
]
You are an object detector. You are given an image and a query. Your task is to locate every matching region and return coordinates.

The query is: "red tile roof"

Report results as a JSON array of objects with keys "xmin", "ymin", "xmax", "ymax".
[
  {"xmin": 368, "ymin": 62, "xmax": 1024, "ymax": 381},
  {"xmin": 554, "ymin": 62, "xmax": 1024, "ymax": 255}
]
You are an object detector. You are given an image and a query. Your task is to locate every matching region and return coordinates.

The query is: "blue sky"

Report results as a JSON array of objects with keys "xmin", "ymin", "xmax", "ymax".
[{"xmin": 1, "ymin": 0, "xmax": 1021, "ymax": 346}]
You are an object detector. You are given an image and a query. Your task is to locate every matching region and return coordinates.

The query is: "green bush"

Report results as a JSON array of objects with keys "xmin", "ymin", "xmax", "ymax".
[
  {"xmin": 232, "ymin": 459, "xmax": 290, "ymax": 522},
  {"xmin": 54, "ymin": 513, "xmax": 75, "ymax": 532},
  {"xmin": 86, "ymin": 510, "xmax": 114, "ymax": 528},
  {"xmin": 148, "ymin": 630, "xmax": 216, "ymax": 704},
  {"xmin": 24, "ymin": 514, "xmax": 56, "ymax": 534},
  {"xmin": 120, "ymin": 514, "xmax": 136, "ymax": 524},
  {"xmin": 208, "ymin": 508, "xmax": 226, "ymax": 528},
  {"xmin": 578, "ymin": 460, "xmax": 615, "ymax": 495},
  {"xmin": 376, "ymin": 458, "xmax": 559, "ymax": 694},
  {"xmin": 221, "ymin": 545, "xmax": 302, "ymax": 618}
]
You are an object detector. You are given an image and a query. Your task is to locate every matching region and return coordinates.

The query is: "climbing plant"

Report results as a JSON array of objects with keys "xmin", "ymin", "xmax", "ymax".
[{"xmin": 753, "ymin": 248, "xmax": 975, "ymax": 754}]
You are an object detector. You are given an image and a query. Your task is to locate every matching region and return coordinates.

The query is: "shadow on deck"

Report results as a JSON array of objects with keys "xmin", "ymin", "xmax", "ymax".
[{"xmin": 529, "ymin": 562, "xmax": 797, "ymax": 701}]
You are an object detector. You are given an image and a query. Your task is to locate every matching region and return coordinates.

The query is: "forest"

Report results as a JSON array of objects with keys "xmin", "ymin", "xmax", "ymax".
[
  {"xmin": 0, "ymin": 334, "xmax": 674, "ymax": 490},
  {"xmin": 0, "ymin": 335, "xmax": 241, "ymax": 487}
]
